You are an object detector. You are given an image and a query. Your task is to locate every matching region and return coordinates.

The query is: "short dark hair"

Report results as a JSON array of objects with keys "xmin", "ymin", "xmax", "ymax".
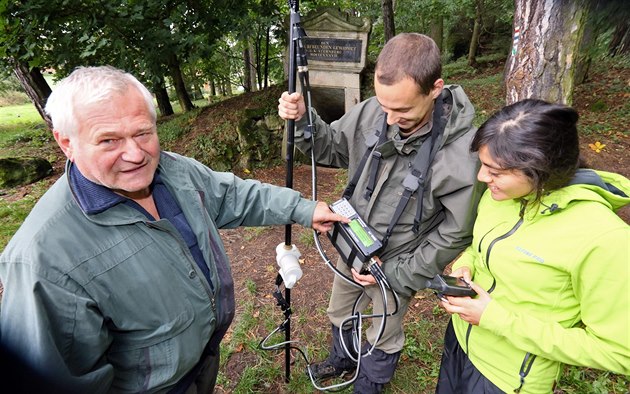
[
  {"xmin": 471, "ymin": 99, "xmax": 580, "ymax": 204},
  {"xmin": 375, "ymin": 33, "xmax": 441, "ymax": 95}
]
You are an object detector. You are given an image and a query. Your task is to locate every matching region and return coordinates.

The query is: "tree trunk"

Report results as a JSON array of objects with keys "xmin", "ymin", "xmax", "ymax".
[
  {"xmin": 249, "ymin": 41, "xmax": 258, "ymax": 92},
  {"xmin": 210, "ymin": 79, "xmax": 217, "ymax": 96},
  {"xmin": 167, "ymin": 55, "xmax": 195, "ymax": 112},
  {"xmin": 574, "ymin": 8, "xmax": 598, "ymax": 85},
  {"xmin": 154, "ymin": 75, "xmax": 174, "ymax": 117},
  {"xmin": 11, "ymin": 60, "xmax": 52, "ymax": 130},
  {"xmin": 505, "ymin": 0, "xmax": 590, "ymax": 105},
  {"xmin": 609, "ymin": 20, "xmax": 629, "ymax": 57},
  {"xmin": 382, "ymin": 0, "xmax": 395, "ymax": 42},
  {"xmin": 430, "ymin": 17, "xmax": 444, "ymax": 51},
  {"xmin": 467, "ymin": 0, "xmax": 482, "ymax": 67},
  {"xmin": 221, "ymin": 78, "xmax": 231, "ymax": 96},
  {"xmin": 264, "ymin": 25, "xmax": 270, "ymax": 89},
  {"xmin": 192, "ymin": 83, "xmax": 204, "ymax": 100},
  {"xmin": 242, "ymin": 43, "xmax": 252, "ymax": 92}
]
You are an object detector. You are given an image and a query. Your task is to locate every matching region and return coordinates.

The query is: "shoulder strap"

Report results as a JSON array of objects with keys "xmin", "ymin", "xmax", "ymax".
[
  {"xmin": 340, "ymin": 91, "xmax": 449, "ymax": 248},
  {"xmin": 342, "ymin": 116, "xmax": 388, "ymax": 200},
  {"xmin": 382, "ymin": 92, "xmax": 448, "ymax": 246}
]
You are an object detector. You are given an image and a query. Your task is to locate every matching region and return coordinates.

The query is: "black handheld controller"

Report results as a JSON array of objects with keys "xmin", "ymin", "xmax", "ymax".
[
  {"xmin": 328, "ymin": 198, "xmax": 383, "ymax": 274},
  {"xmin": 426, "ymin": 274, "xmax": 476, "ymax": 297}
]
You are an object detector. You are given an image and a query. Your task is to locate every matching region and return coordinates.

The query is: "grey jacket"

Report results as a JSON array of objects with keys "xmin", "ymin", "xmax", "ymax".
[
  {"xmin": 0, "ymin": 151, "xmax": 316, "ymax": 393},
  {"xmin": 295, "ymin": 85, "xmax": 484, "ymax": 297}
]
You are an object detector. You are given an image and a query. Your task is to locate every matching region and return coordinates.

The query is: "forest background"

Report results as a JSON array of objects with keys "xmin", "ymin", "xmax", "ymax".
[{"xmin": 1, "ymin": 0, "xmax": 629, "ymax": 393}]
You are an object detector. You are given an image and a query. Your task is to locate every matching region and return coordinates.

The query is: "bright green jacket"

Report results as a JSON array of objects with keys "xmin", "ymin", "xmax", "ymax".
[{"xmin": 451, "ymin": 169, "xmax": 630, "ymax": 393}]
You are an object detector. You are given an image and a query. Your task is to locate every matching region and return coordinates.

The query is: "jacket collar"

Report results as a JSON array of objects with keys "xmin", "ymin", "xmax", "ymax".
[{"xmin": 67, "ymin": 161, "xmax": 159, "ymax": 215}]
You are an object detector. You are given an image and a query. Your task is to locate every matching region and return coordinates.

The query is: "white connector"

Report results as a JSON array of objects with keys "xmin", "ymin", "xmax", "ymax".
[{"xmin": 276, "ymin": 243, "xmax": 303, "ymax": 289}]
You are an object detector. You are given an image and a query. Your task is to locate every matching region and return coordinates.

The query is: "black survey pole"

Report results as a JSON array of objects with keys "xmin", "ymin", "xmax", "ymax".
[{"xmin": 282, "ymin": 0, "xmax": 300, "ymax": 383}]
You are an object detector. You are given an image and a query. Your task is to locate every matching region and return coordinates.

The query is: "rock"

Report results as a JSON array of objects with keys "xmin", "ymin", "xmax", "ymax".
[{"xmin": 0, "ymin": 157, "xmax": 53, "ymax": 188}]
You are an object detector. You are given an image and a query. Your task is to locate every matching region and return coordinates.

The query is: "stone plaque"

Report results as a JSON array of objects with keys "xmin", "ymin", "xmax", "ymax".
[{"xmin": 303, "ymin": 37, "xmax": 362, "ymax": 63}]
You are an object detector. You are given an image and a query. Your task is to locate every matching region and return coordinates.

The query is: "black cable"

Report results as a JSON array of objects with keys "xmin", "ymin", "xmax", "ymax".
[{"xmin": 260, "ymin": 3, "xmax": 401, "ymax": 389}]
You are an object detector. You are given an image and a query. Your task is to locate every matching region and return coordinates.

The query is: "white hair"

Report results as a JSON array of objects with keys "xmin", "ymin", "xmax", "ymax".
[{"xmin": 45, "ymin": 66, "xmax": 156, "ymax": 136}]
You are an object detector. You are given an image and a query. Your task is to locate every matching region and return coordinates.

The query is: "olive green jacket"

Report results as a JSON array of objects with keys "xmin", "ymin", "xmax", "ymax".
[{"xmin": 295, "ymin": 85, "xmax": 484, "ymax": 297}]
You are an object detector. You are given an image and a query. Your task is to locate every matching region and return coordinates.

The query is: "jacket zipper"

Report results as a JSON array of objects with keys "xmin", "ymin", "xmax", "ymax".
[
  {"xmin": 465, "ymin": 200, "xmax": 536, "ymax": 391},
  {"xmin": 465, "ymin": 202, "xmax": 525, "ymax": 351}
]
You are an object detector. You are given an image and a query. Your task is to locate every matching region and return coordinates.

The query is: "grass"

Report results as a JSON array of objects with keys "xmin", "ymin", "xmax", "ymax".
[
  {"xmin": 219, "ymin": 272, "xmax": 452, "ymax": 393},
  {"xmin": 0, "ymin": 194, "xmax": 40, "ymax": 247},
  {"xmin": 156, "ymin": 110, "xmax": 197, "ymax": 144},
  {"xmin": 0, "ymin": 102, "xmax": 43, "ymax": 124}
]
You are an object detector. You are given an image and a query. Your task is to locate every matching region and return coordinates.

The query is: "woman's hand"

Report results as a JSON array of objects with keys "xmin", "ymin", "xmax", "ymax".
[
  {"xmin": 449, "ymin": 266, "xmax": 472, "ymax": 283},
  {"xmin": 439, "ymin": 280, "xmax": 491, "ymax": 326}
]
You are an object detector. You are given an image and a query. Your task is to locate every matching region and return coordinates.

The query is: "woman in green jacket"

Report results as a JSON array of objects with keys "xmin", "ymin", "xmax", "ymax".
[{"xmin": 436, "ymin": 99, "xmax": 630, "ymax": 393}]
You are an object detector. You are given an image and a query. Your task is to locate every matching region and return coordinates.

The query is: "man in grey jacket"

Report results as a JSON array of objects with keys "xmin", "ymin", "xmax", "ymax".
[
  {"xmin": 0, "ymin": 66, "xmax": 347, "ymax": 393},
  {"xmin": 278, "ymin": 33, "xmax": 484, "ymax": 393}
]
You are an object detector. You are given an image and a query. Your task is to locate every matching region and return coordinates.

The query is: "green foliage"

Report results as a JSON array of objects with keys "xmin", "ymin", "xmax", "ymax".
[
  {"xmin": 443, "ymin": 59, "xmax": 478, "ymax": 79},
  {"xmin": 157, "ymin": 107, "xmax": 202, "ymax": 146},
  {"xmin": 392, "ymin": 0, "xmax": 513, "ymax": 62},
  {"xmin": 245, "ymin": 278, "xmax": 257, "ymax": 295},
  {"xmin": 297, "ymin": 227, "xmax": 315, "ymax": 248},
  {"xmin": 0, "ymin": 122, "xmax": 50, "ymax": 147},
  {"xmin": 0, "ymin": 90, "xmax": 29, "ymax": 107},
  {"xmin": 0, "ymin": 198, "xmax": 33, "ymax": 248},
  {"xmin": 590, "ymin": 99, "xmax": 608, "ymax": 112},
  {"xmin": 0, "ymin": 74, "xmax": 24, "ymax": 93},
  {"xmin": 242, "ymin": 226, "xmax": 270, "ymax": 242},
  {"xmin": 443, "ymin": 53, "xmax": 506, "ymax": 79},
  {"xmin": 333, "ymin": 169, "xmax": 349, "ymax": 196},
  {"xmin": 391, "ymin": 314, "xmax": 447, "ymax": 392},
  {"xmin": 190, "ymin": 121, "xmax": 238, "ymax": 172},
  {"xmin": 559, "ymin": 366, "xmax": 630, "ymax": 394},
  {"xmin": 0, "ymin": 0, "xmax": 251, "ymax": 108}
]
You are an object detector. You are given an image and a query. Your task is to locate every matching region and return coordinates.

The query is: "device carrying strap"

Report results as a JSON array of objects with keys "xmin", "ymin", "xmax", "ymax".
[
  {"xmin": 342, "ymin": 116, "xmax": 389, "ymax": 201},
  {"xmin": 343, "ymin": 92, "xmax": 449, "ymax": 248},
  {"xmin": 410, "ymin": 92, "xmax": 447, "ymax": 232},
  {"xmin": 382, "ymin": 98, "xmax": 445, "ymax": 245}
]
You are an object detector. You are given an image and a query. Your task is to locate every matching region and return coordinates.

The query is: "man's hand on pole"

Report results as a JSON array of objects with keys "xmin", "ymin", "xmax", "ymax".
[{"xmin": 278, "ymin": 91, "xmax": 306, "ymax": 121}]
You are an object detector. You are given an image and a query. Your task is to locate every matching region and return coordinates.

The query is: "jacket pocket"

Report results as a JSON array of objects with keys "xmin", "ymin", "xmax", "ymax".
[{"xmin": 108, "ymin": 304, "xmax": 195, "ymax": 352}]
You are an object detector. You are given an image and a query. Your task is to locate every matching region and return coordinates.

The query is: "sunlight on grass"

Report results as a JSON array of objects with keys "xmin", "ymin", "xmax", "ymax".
[{"xmin": 0, "ymin": 103, "xmax": 44, "ymax": 125}]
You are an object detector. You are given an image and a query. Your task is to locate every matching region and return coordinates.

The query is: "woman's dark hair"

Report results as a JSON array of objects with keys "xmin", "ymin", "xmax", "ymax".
[{"xmin": 471, "ymin": 99, "xmax": 581, "ymax": 204}]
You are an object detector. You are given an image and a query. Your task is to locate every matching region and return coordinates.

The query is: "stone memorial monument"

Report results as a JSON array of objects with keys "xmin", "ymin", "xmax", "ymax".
[{"xmin": 300, "ymin": 8, "xmax": 371, "ymax": 123}]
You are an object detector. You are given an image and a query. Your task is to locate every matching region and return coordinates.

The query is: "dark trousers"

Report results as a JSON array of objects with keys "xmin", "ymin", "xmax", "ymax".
[
  {"xmin": 329, "ymin": 324, "xmax": 401, "ymax": 394},
  {"xmin": 436, "ymin": 320, "xmax": 504, "ymax": 394},
  {"xmin": 183, "ymin": 351, "xmax": 220, "ymax": 394}
]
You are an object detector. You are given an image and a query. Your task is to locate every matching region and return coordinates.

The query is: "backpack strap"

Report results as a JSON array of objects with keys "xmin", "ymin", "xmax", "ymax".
[
  {"xmin": 342, "ymin": 116, "xmax": 388, "ymax": 200},
  {"xmin": 411, "ymin": 91, "xmax": 448, "ymax": 232},
  {"xmin": 382, "ymin": 91, "xmax": 448, "ymax": 246},
  {"xmin": 341, "ymin": 91, "xmax": 450, "ymax": 249}
]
